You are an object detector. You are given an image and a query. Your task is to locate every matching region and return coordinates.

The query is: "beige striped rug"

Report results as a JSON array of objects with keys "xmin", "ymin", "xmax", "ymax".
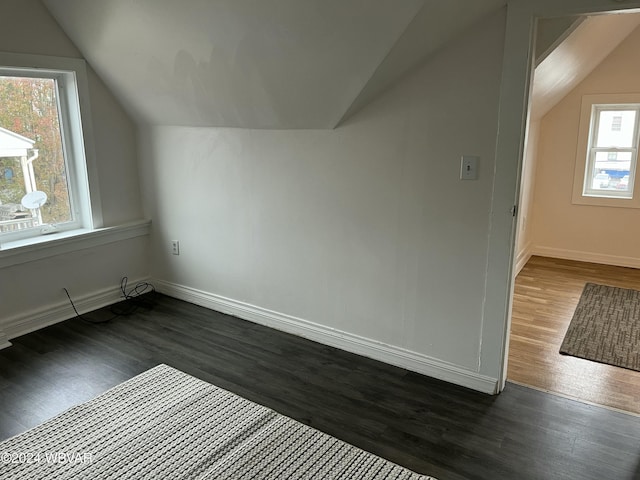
[
  {"xmin": 560, "ymin": 283, "xmax": 640, "ymax": 371},
  {"xmin": 0, "ymin": 364, "xmax": 436, "ymax": 479}
]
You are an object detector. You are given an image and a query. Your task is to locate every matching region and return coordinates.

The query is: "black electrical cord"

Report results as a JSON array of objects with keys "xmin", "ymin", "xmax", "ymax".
[
  {"xmin": 63, "ymin": 287, "xmax": 93, "ymax": 322},
  {"xmin": 63, "ymin": 277, "xmax": 156, "ymax": 324},
  {"xmin": 110, "ymin": 277, "xmax": 156, "ymax": 315}
]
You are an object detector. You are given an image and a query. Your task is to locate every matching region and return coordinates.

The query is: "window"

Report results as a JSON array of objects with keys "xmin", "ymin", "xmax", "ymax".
[
  {"xmin": 583, "ymin": 105, "xmax": 638, "ymax": 199},
  {"xmin": 572, "ymin": 94, "xmax": 640, "ymax": 209},
  {"xmin": 611, "ymin": 115, "xmax": 623, "ymax": 132},
  {"xmin": 0, "ymin": 54, "xmax": 99, "ymax": 246}
]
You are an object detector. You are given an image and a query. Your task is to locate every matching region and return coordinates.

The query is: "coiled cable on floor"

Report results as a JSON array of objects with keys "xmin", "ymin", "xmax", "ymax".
[{"xmin": 63, "ymin": 277, "xmax": 156, "ymax": 324}]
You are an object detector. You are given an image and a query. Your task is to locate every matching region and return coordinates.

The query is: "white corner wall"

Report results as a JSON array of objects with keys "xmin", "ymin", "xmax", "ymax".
[
  {"xmin": 140, "ymin": 10, "xmax": 507, "ymax": 393},
  {"xmin": 0, "ymin": 0, "xmax": 149, "ymax": 339},
  {"xmin": 514, "ymin": 119, "xmax": 540, "ymax": 274},
  {"xmin": 531, "ymin": 25, "xmax": 640, "ymax": 267}
]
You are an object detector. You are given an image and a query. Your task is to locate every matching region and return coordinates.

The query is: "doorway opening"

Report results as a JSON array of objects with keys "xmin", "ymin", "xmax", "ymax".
[{"xmin": 507, "ymin": 10, "xmax": 640, "ymax": 415}]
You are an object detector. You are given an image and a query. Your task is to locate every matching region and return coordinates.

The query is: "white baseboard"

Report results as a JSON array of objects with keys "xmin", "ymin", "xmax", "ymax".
[
  {"xmin": 2, "ymin": 277, "xmax": 151, "ymax": 341},
  {"xmin": 514, "ymin": 242, "xmax": 532, "ymax": 275},
  {"xmin": 531, "ymin": 246, "xmax": 640, "ymax": 269},
  {"xmin": 154, "ymin": 279, "xmax": 499, "ymax": 394}
]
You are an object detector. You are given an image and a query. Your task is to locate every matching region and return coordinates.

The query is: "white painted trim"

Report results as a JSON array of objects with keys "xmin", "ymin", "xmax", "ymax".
[
  {"xmin": 531, "ymin": 245, "xmax": 640, "ymax": 269},
  {"xmin": 0, "ymin": 219, "xmax": 151, "ymax": 268},
  {"xmin": 0, "ymin": 331, "xmax": 11, "ymax": 350},
  {"xmin": 154, "ymin": 279, "xmax": 499, "ymax": 394},
  {"xmin": 2, "ymin": 277, "xmax": 151, "ymax": 341},
  {"xmin": 514, "ymin": 242, "xmax": 532, "ymax": 275}
]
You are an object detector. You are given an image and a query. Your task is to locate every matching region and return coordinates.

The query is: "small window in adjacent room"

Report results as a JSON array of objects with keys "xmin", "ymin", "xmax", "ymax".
[
  {"xmin": 583, "ymin": 106, "xmax": 638, "ymax": 199},
  {"xmin": 0, "ymin": 60, "xmax": 95, "ymax": 244},
  {"xmin": 572, "ymin": 94, "xmax": 640, "ymax": 209}
]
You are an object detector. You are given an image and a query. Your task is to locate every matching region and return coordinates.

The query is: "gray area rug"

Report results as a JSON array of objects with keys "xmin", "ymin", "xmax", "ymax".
[
  {"xmin": 0, "ymin": 364, "xmax": 435, "ymax": 479},
  {"xmin": 560, "ymin": 283, "xmax": 640, "ymax": 371}
]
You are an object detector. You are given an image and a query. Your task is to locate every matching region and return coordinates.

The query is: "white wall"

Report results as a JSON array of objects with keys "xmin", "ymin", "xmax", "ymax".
[
  {"xmin": 0, "ymin": 0, "xmax": 148, "ymax": 336},
  {"xmin": 1, "ymin": 236, "xmax": 149, "ymax": 337},
  {"xmin": 530, "ymin": 25, "xmax": 640, "ymax": 267},
  {"xmin": 514, "ymin": 119, "xmax": 539, "ymax": 273},
  {"xmin": 140, "ymin": 10, "xmax": 506, "ymax": 391}
]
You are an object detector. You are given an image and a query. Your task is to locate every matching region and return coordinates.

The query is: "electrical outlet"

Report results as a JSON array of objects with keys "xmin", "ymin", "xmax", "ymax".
[{"xmin": 171, "ymin": 240, "xmax": 180, "ymax": 255}]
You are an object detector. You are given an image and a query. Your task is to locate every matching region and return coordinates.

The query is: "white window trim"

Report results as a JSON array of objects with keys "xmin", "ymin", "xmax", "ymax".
[
  {"xmin": 572, "ymin": 93, "xmax": 640, "ymax": 209},
  {"xmin": 0, "ymin": 52, "xmax": 103, "ymax": 243},
  {"xmin": 582, "ymin": 104, "xmax": 639, "ymax": 199}
]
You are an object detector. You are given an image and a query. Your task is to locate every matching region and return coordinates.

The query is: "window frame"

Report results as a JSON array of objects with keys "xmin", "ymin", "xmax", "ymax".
[
  {"xmin": 572, "ymin": 93, "xmax": 640, "ymax": 209},
  {"xmin": 0, "ymin": 52, "xmax": 102, "ymax": 247},
  {"xmin": 582, "ymin": 104, "xmax": 639, "ymax": 199}
]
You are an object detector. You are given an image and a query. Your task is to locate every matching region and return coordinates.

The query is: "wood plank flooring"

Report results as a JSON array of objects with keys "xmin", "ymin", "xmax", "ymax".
[
  {"xmin": 1, "ymin": 292, "xmax": 640, "ymax": 479},
  {"xmin": 509, "ymin": 255, "xmax": 640, "ymax": 414}
]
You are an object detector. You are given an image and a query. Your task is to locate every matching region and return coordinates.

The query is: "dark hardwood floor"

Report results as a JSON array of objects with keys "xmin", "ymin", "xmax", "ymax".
[{"xmin": 1, "ymin": 293, "xmax": 640, "ymax": 480}]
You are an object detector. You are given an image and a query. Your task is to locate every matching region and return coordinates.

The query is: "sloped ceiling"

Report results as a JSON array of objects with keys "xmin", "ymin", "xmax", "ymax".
[
  {"xmin": 41, "ymin": 0, "xmax": 505, "ymax": 129},
  {"xmin": 339, "ymin": 0, "xmax": 506, "ymax": 124},
  {"xmin": 531, "ymin": 13, "xmax": 640, "ymax": 121},
  {"xmin": 534, "ymin": 15, "xmax": 581, "ymax": 64}
]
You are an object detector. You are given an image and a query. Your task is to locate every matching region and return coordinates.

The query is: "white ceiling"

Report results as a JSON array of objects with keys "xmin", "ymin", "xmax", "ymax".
[
  {"xmin": 42, "ymin": 0, "xmax": 506, "ymax": 129},
  {"xmin": 531, "ymin": 13, "xmax": 640, "ymax": 121},
  {"xmin": 340, "ymin": 0, "xmax": 506, "ymax": 124}
]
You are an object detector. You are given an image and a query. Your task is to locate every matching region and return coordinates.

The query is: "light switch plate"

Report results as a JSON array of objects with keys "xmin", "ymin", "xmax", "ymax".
[{"xmin": 460, "ymin": 155, "xmax": 479, "ymax": 180}]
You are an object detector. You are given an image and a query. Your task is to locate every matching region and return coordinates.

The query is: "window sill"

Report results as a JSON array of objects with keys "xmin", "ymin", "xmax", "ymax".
[
  {"xmin": 0, "ymin": 219, "xmax": 151, "ymax": 268},
  {"xmin": 571, "ymin": 194, "xmax": 640, "ymax": 209}
]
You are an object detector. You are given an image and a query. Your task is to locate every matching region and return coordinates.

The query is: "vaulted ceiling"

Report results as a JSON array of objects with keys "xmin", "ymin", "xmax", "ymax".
[
  {"xmin": 41, "ymin": 1, "xmax": 640, "ymax": 130},
  {"xmin": 531, "ymin": 13, "xmax": 640, "ymax": 121},
  {"xmin": 41, "ymin": 0, "xmax": 505, "ymax": 129}
]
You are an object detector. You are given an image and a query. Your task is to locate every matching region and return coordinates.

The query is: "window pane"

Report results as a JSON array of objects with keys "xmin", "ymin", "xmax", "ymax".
[
  {"xmin": 592, "ymin": 151, "xmax": 632, "ymax": 191},
  {"xmin": 0, "ymin": 76, "xmax": 72, "ymax": 231},
  {"xmin": 596, "ymin": 110, "xmax": 637, "ymax": 147}
]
